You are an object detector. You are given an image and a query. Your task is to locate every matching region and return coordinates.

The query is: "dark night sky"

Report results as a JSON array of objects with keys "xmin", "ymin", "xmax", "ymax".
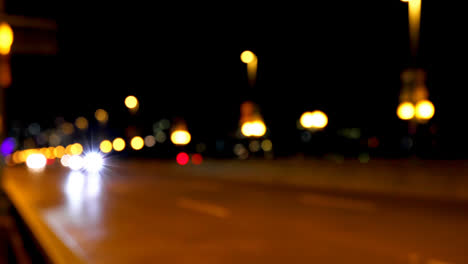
[{"xmin": 6, "ymin": 1, "xmax": 468, "ymax": 157}]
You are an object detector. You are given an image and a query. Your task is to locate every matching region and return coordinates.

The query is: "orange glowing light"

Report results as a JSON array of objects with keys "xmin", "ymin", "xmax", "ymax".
[
  {"xmin": 95, "ymin": 109, "xmax": 109, "ymax": 123},
  {"xmin": 241, "ymin": 120, "xmax": 267, "ymax": 137},
  {"xmin": 397, "ymin": 102, "xmax": 415, "ymax": 120},
  {"xmin": 75, "ymin": 117, "xmax": 89, "ymax": 130},
  {"xmin": 0, "ymin": 22, "xmax": 14, "ymax": 55},
  {"xmin": 54, "ymin": 146, "xmax": 66, "ymax": 158}
]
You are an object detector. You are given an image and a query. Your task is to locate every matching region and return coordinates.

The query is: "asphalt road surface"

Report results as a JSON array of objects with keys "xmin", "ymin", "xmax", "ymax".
[{"xmin": 2, "ymin": 160, "xmax": 468, "ymax": 263}]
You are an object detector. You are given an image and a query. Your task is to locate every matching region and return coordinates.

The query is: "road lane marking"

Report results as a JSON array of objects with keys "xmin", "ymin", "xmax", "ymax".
[
  {"xmin": 177, "ymin": 197, "xmax": 230, "ymax": 218},
  {"xmin": 299, "ymin": 193, "xmax": 377, "ymax": 212}
]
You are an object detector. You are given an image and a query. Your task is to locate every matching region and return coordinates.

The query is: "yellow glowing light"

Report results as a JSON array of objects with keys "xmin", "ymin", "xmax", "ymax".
[
  {"xmin": 240, "ymin": 50, "xmax": 256, "ymax": 64},
  {"xmin": 0, "ymin": 23, "xmax": 14, "ymax": 55},
  {"xmin": 95, "ymin": 109, "xmax": 109, "ymax": 123},
  {"xmin": 300, "ymin": 111, "xmax": 328, "ymax": 129},
  {"xmin": 100, "ymin": 140, "xmax": 112, "ymax": 153},
  {"xmin": 125, "ymin": 95, "xmax": 138, "ymax": 109},
  {"xmin": 75, "ymin": 117, "xmax": 89, "ymax": 130},
  {"xmin": 70, "ymin": 143, "xmax": 83, "ymax": 155},
  {"xmin": 170, "ymin": 130, "xmax": 191, "ymax": 145},
  {"xmin": 112, "ymin": 138, "xmax": 126, "ymax": 151},
  {"xmin": 415, "ymin": 100, "xmax": 435, "ymax": 120},
  {"xmin": 401, "ymin": 0, "xmax": 409, "ymax": 2},
  {"xmin": 54, "ymin": 145, "xmax": 66, "ymax": 158},
  {"xmin": 397, "ymin": 102, "xmax": 415, "ymax": 120},
  {"xmin": 130, "ymin": 136, "xmax": 144, "ymax": 150},
  {"xmin": 241, "ymin": 120, "xmax": 267, "ymax": 137}
]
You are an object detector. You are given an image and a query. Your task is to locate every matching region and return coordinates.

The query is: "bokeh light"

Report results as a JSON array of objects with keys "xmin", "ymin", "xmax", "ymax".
[
  {"xmin": 70, "ymin": 143, "xmax": 83, "ymax": 155},
  {"xmin": 0, "ymin": 22, "xmax": 14, "ymax": 55},
  {"xmin": 84, "ymin": 152, "xmax": 104, "ymax": 172},
  {"xmin": 171, "ymin": 130, "xmax": 191, "ymax": 145},
  {"xmin": 68, "ymin": 155, "xmax": 84, "ymax": 171},
  {"xmin": 112, "ymin": 138, "xmax": 126, "ymax": 151},
  {"xmin": 240, "ymin": 50, "xmax": 256, "ymax": 64},
  {"xmin": 155, "ymin": 131, "xmax": 167, "ymax": 143},
  {"xmin": 397, "ymin": 102, "xmax": 415, "ymax": 120},
  {"xmin": 415, "ymin": 100, "xmax": 435, "ymax": 120},
  {"xmin": 26, "ymin": 153, "xmax": 46, "ymax": 170},
  {"xmin": 100, "ymin": 140, "xmax": 113, "ymax": 153},
  {"xmin": 261, "ymin": 139, "xmax": 273, "ymax": 152},
  {"xmin": 300, "ymin": 111, "xmax": 328, "ymax": 129},
  {"xmin": 1, "ymin": 137, "xmax": 15, "ymax": 156},
  {"xmin": 61, "ymin": 154, "xmax": 71, "ymax": 167},
  {"xmin": 75, "ymin": 117, "xmax": 89, "ymax": 130},
  {"xmin": 125, "ymin": 95, "xmax": 138, "ymax": 109},
  {"xmin": 61, "ymin": 122, "xmax": 75, "ymax": 135},
  {"xmin": 176, "ymin": 152, "xmax": 189, "ymax": 165},
  {"xmin": 241, "ymin": 121, "xmax": 267, "ymax": 137},
  {"xmin": 54, "ymin": 145, "xmax": 66, "ymax": 158},
  {"xmin": 130, "ymin": 136, "xmax": 144, "ymax": 150},
  {"xmin": 191, "ymin": 153, "xmax": 203, "ymax": 165},
  {"xmin": 144, "ymin": 135, "xmax": 156, "ymax": 147},
  {"xmin": 95, "ymin": 109, "xmax": 109, "ymax": 123}
]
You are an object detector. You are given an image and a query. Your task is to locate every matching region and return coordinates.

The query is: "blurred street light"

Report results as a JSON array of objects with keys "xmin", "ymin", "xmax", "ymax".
[
  {"xmin": 95, "ymin": 109, "xmax": 109, "ymax": 124},
  {"xmin": 0, "ymin": 22, "xmax": 13, "ymax": 55},
  {"xmin": 54, "ymin": 145, "xmax": 65, "ymax": 158},
  {"xmin": 99, "ymin": 140, "xmax": 112, "ymax": 153},
  {"xmin": 70, "ymin": 143, "xmax": 83, "ymax": 155},
  {"xmin": 130, "ymin": 136, "xmax": 144, "ymax": 150},
  {"xmin": 300, "ymin": 111, "xmax": 328, "ymax": 129},
  {"xmin": 112, "ymin": 138, "xmax": 126, "ymax": 151},
  {"xmin": 26, "ymin": 153, "xmax": 46, "ymax": 170},
  {"xmin": 241, "ymin": 120, "xmax": 267, "ymax": 137},
  {"xmin": 397, "ymin": 102, "xmax": 415, "ymax": 120},
  {"xmin": 171, "ymin": 130, "xmax": 191, "ymax": 146},
  {"xmin": 240, "ymin": 50, "xmax": 258, "ymax": 87},
  {"xmin": 240, "ymin": 50, "xmax": 255, "ymax": 64},
  {"xmin": 415, "ymin": 100, "xmax": 434, "ymax": 120},
  {"xmin": 75, "ymin": 117, "xmax": 89, "ymax": 130},
  {"xmin": 125, "ymin": 95, "xmax": 139, "ymax": 110}
]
